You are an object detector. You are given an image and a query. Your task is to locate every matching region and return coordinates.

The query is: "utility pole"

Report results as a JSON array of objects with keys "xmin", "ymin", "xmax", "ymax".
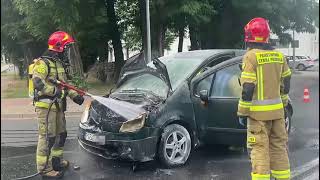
[
  {"xmin": 292, "ymin": 29, "xmax": 295, "ymax": 72},
  {"xmin": 146, "ymin": 0, "xmax": 151, "ymax": 63},
  {"xmin": 292, "ymin": 0, "xmax": 296, "ymax": 72}
]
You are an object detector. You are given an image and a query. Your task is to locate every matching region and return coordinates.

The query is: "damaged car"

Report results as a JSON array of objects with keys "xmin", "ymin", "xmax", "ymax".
[{"xmin": 78, "ymin": 49, "xmax": 293, "ymax": 167}]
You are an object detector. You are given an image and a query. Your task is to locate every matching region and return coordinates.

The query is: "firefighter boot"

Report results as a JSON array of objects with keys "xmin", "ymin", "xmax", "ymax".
[
  {"xmin": 41, "ymin": 170, "xmax": 64, "ymax": 179},
  {"xmin": 60, "ymin": 159, "xmax": 70, "ymax": 170}
]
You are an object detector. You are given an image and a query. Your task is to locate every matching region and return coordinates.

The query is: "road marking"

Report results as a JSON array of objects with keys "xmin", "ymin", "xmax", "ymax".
[
  {"xmin": 301, "ymin": 168, "xmax": 319, "ymax": 180},
  {"xmin": 1, "ymin": 151, "xmax": 81, "ymax": 160},
  {"xmin": 1, "ymin": 115, "xmax": 81, "ymax": 120},
  {"xmin": 291, "ymin": 158, "xmax": 319, "ymax": 178}
]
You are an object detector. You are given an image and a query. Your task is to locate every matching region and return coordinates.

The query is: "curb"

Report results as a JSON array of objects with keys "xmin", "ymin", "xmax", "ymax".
[
  {"xmin": 1, "ymin": 111, "xmax": 83, "ymax": 119},
  {"xmin": 292, "ymin": 158, "xmax": 319, "ymax": 179},
  {"xmin": 292, "ymin": 71, "xmax": 302, "ymax": 74}
]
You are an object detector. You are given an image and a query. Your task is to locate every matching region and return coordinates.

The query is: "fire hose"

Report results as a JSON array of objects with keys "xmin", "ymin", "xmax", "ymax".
[{"xmin": 48, "ymin": 79, "xmax": 94, "ymax": 97}]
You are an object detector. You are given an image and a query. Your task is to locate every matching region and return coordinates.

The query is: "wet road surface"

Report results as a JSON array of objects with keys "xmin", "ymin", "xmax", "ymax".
[{"xmin": 1, "ymin": 71, "xmax": 319, "ymax": 180}]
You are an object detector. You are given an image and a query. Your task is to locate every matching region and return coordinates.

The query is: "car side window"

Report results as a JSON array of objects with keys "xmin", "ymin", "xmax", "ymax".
[
  {"xmin": 196, "ymin": 56, "xmax": 234, "ymax": 75},
  {"xmin": 211, "ymin": 64, "xmax": 242, "ymax": 98},
  {"xmin": 206, "ymin": 56, "xmax": 234, "ymax": 68},
  {"xmin": 195, "ymin": 74, "xmax": 214, "ymax": 96}
]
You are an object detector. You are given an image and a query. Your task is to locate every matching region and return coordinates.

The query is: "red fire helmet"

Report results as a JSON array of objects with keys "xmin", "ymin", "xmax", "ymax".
[
  {"xmin": 244, "ymin": 17, "xmax": 270, "ymax": 43},
  {"xmin": 48, "ymin": 31, "xmax": 75, "ymax": 52}
]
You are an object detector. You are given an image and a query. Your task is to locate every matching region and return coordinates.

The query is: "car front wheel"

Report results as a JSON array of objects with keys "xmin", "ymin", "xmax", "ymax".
[{"xmin": 158, "ymin": 124, "xmax": 192, "ymax": 168}]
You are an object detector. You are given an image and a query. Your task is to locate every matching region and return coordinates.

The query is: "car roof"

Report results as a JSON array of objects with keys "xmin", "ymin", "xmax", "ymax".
[
  {"xmin": 166, "ymin": 49, "xmax": 246, "ymax": 62},
  {"xmin": 286, "ymin": 55, "xmax": 308, "ymax": 58},
  {"xmin": 206, "ymin": 55, "xmax": 243, "ymax": 70},
  {"xmin": 217, "ymin": 55, "xmax": 243, "ymax": 66}
]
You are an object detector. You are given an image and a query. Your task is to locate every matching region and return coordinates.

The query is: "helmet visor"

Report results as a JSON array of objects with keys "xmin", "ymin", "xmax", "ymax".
[{"xmin": 63, "ymin": 42, "xmax": 81, "ymax": 67}]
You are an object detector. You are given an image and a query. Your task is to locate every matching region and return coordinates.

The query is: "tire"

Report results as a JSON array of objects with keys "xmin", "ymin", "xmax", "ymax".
[
  {"xmin": 158, "ymin": 124, "xmax": 192, "ymax": 168},
  {"xmin": 297, "ymin": 64, "xmax": 306, "ymax": 71},
  {"xmin": 285, "ymin": 109, "xmax": 292, "ymax": 135}
]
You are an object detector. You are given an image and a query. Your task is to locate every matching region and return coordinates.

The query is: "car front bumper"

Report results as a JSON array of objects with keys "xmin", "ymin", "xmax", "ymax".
[{"xmin": 78, "ymin": 125, "xmax": 159, "ymax": 162}]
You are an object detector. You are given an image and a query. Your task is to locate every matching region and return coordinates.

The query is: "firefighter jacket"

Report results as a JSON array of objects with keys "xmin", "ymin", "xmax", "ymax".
[
  {"xmin": 237, "ymin": 48, "xmax": 291, "ymax": 120},
  {"xmin": 32, "ymin": 57, "xmax": 79, "ymax": 110}
]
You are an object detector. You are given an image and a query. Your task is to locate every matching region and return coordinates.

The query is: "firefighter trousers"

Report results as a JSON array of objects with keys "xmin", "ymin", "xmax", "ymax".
[
  {"xmin": 36, "ymin": 107, "xmax": 67, "ymax": 172},
  {"xmin": 247, "ymin": 117, "xmax": 290, "ymax": 180}
]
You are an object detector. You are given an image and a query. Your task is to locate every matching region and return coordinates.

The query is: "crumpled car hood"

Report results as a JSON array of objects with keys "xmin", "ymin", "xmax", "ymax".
[
  {"xmin": 88, "ymin": 96, "xmax": 150, "ymax": 133},
  {"xmin": 117, "ymin": 55, "xmax": 172, "ymax": 95},
  {"xmin": 92, "ymin": 96, "xmax": 146, "ymax": 120}
]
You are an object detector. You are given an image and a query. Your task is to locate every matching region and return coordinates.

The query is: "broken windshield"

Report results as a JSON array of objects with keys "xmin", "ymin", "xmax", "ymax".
[
  {"xmin": 115, "ymin": 55, "xmax": 204, "ymax": 98},
  {"xmin": 150, "ymin": 56, "xmax": 204, "ymax": 90},
  {"xmin": 115, "ymin": 74, "xmax": 168, "ymax": 98}
]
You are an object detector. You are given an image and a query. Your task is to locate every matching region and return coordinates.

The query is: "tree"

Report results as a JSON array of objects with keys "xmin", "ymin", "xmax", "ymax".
[
  {"xmin": 12, "ymin": 0, "xmax": 85, "ymax": 76},
  {"xmin": 1, "ymin": 0, "xmax": 46, "ymax": 75},
  {"xmin": 196, "ymin": 0, "xmax": 319, "ymax": 49},
  {"xmin": 76, "ymin": 0, "xmax": 111, "ymax": 81},
  {"xmin": 2, "ymin": 0, "xmax": 318, "ymax": 83},
  {"xmin": 156, "ymin": 0, "xmax": 215, "ymax": 52},
  {"xmin": 105, "ymin": 0, "xmax": 125, "ymax": 81},
  {"xmin": 117, "ymin": 0, "xmax": 143, "ymax": 53}
]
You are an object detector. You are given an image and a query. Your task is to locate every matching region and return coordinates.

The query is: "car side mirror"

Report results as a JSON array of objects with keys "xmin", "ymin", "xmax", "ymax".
[{"xmin": 199, "ymin": 90, "xmax": 209, "ymax": 102}]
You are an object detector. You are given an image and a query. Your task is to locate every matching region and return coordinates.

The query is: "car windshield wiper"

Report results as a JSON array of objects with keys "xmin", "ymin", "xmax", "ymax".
[{"xmin": 119, "ymin": 88, "xmax": 163, "ymax": 101}]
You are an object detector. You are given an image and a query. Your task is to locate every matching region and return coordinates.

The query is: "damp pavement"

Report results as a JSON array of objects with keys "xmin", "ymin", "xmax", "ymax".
[{"xmin": 1, "ymin": 70, "xmax": 319, "ymax": 180}]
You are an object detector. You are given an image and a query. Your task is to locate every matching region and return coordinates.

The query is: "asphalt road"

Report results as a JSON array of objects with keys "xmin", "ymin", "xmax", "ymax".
[{"xmin": 1, "ymin": 70, "xmax": 319, "ymax": 180}]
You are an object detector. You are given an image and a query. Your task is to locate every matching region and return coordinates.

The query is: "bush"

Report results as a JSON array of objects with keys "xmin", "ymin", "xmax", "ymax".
[{"xmin": 70, "ymin": 73, "xmax": 89, "ymax": 90}]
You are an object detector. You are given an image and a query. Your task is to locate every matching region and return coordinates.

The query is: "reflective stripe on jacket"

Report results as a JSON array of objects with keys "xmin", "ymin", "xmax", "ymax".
[
  {"xmin": 237, "ymin": 49, "xmax": 291, "ymax": 120},
  {"xmin": 35, "ymin": 99, "xmax": 57, "ymax": 109}
]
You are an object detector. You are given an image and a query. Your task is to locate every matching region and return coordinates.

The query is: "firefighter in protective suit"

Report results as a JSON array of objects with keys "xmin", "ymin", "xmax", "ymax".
[
  {"xmin": 237, "ymin": 18, "xmax": 291, "ymax": 180},
  {"xmin": 31, "ymin": 31, "xmax": 84, "ymax": 178}
]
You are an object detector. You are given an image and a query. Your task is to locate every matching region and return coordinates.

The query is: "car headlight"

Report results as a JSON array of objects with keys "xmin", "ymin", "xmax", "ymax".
[
  {"xmin": 80, "ymin": 101, "xmax": 91, "ymax": 123},
  {"xmin": 119, "ymin": 113, "xmax": 146, "ymax": 133}
]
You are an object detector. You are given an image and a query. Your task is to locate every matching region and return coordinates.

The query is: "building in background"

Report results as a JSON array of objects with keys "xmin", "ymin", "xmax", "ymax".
[
  {"xmin": 106, "ymin": 27, "xmax": 319, "ymax": 62},
  {"xmin": 166, "ymin": 28, "xmax": 319, "ymax": 60},
  {"xmin": 271, "ymin": 28, "xmax": 319, "ymax": 59}
]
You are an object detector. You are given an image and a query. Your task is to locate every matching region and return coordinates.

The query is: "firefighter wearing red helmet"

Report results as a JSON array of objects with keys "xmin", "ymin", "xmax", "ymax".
[
  {"xmin": 237, "ymin": 18, "xmax": 291, "ymax": 180},
  {"xmin": 30, "ymin": 31, "xmax": 84, "ymax": 178}
]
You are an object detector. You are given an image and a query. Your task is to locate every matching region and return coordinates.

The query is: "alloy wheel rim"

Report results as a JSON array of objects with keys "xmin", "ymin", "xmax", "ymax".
[
  {"xmin": 165, "ymin": 131, "xmax": 188, "ymax": 163},
  {"xmin": 285, "ymin": 116, "xmax": 290, "ymax": 132}
]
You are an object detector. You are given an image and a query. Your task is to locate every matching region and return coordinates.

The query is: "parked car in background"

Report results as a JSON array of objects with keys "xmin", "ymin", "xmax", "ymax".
[
  {"xmin": 285, "ymin": 55, "xmax": 315, "ymax": 71},
  {"xmin": 78, "ymin": 50, "xmax": 293, "ymax": 168}
]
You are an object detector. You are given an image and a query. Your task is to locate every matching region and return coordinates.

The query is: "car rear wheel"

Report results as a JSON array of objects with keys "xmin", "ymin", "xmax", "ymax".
[
  {"xmin": 158, "ymin": 124, "xmax": 191, "ymax": 168},
  {"xmin": 297, "ymin": 64, "xmax": 306, "ymax": 71}
]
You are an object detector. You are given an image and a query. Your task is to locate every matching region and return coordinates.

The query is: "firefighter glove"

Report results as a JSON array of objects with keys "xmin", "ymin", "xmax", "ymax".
[
  {"xmin": 73, "ymin": 95, "xmax": 84, "ymax": 105},
  {"xmin": 238, "ymin": 116, "xmax": 247, "ymax": 126}
]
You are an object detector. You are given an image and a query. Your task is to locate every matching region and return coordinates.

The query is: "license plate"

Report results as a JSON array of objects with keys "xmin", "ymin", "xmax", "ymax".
[{"xmin": 84, "ymin": 132, "xmax": 105, "ymax": 144}]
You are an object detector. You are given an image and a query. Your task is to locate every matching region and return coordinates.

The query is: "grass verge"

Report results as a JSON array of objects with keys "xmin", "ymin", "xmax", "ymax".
[
  {"xmin": 1, "ymin": 74, "xmax": 29, "ymax": 98},
  {"xmin": 1, "ymin": 72, "xmax": 115, "ymax": 98},
  {"xmin": 86, "ymin": 80, "xmax": 115, "ymax": 96}
]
